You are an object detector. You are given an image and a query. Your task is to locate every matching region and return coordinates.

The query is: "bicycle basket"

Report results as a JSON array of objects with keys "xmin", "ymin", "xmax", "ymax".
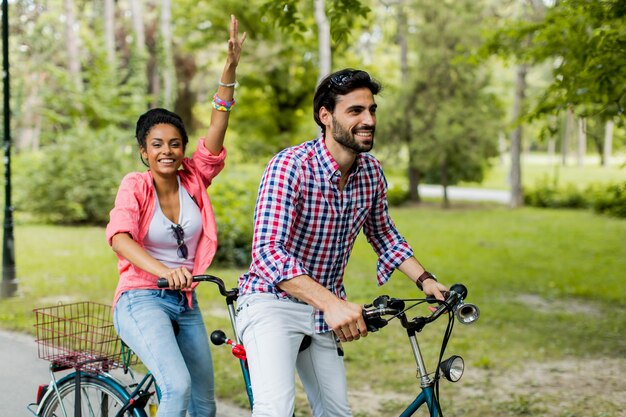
[{"xmin": 34, "ymin": 301, "xmax": 137, "ymax": 373}]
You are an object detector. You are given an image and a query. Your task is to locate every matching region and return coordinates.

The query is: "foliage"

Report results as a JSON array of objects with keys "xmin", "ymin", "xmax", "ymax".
[
  {"xmin": 13, "ymin": 126, "xmax": 135, "ymax": 225},
  {"xmin": 386, "ymin": 182, "xmax": 410, "ymax": 207},
  {"xmin": 523, "ymin": 177, "xmax": 588, "ymax": 209},
  {"xmin": 259, "ymin": 0, "xmax": 371, "ymax": 44},
  {"xmin": 523, "ymin": 178, "xmax": 626, "ymax": 218},
  {"xmin": 482, "ymin": 0, "xmax": 626, "ymax": 120},
  {"xmin": 591, "ymin": 181, "xmax": 626, "ymax": 218},
  {"xmin": 209, "ymin": 177, "xmax": 258, "ymax": 267},
  {"xmin": 379, "ymin": 0, "xmax": 503, "ymax": 196}
]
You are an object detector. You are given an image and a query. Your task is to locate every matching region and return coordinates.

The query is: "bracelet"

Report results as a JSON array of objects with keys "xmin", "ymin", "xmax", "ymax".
[
  {"xmin": 415, "ymin": 271, "xmax": 437, "ymax": 290},
  {"xmin": 218, "ymin": 80, "xmax": 237, "ymax": 88},
  {"xmin": 212, "ymin": 93, "xmax": 235, "ymax": 112}
]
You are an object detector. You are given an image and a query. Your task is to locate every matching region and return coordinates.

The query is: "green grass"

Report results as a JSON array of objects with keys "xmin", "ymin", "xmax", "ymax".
[{"xmin": 1, "ymin": 206, "xmax": 625, "ymax": 415}]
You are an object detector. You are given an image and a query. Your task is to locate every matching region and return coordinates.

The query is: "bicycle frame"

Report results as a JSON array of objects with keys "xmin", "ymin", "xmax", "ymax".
[{"xmin": 399, "ymin": 328, "xmax": 440, "ymax": 417}]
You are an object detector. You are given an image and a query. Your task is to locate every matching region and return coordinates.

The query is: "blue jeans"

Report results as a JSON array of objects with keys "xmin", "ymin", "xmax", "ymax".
[{"xmin": 114, "ymin": 290, "xmax": 216, "ymax": 417}]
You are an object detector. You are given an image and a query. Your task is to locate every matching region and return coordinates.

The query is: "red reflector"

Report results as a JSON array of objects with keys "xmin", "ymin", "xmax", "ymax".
[{"xmin": 36, "ymin": 385, "xmax": 48, "ymax": 404}]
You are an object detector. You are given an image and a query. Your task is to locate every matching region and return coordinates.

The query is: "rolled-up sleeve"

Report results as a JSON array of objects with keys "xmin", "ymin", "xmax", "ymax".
[
  {"xmin": 249, "ymin": 153, "xmax": 310, "ymax": 287},
  {"xmin": 363, "ymin": 169, "xmax": 414, "ymax": 285}
]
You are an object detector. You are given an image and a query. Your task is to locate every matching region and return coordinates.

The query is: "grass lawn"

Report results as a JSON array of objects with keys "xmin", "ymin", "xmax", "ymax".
[{"xmin": 0, "ymin": 205, "xmax": 624, "ymax": 416}]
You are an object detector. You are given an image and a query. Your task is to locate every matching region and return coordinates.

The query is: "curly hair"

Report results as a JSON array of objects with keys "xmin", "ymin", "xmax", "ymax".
[{"xmin": 135, "ymin": 108, "xmax": 189, "ymax": 151}]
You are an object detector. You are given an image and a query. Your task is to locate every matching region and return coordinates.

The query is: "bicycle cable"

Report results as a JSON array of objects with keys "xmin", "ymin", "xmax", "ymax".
[{"xmin": 433, "ymin": 308, "xmax": 456, "ymax": 416}]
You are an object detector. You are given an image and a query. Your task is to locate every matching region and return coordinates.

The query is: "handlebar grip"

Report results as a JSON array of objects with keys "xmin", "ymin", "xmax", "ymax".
[{"xmin": 157, "ymin": 278, "xmax": 169, "ymax": 288}]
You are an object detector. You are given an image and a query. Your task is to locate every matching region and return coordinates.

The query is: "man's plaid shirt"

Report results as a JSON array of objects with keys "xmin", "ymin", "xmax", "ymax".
[{"xmin": 238, "ymin": 137, "xmax": 414, "ymax": 333}]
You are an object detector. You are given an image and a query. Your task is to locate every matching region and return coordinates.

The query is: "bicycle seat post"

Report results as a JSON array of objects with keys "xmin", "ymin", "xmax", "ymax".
[{"xmin": 407, "ymin": 329, "xmax": 431, "ymax": 387}]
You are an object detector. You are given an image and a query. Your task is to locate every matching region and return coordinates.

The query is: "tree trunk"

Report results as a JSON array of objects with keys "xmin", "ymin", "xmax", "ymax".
[
  {"xmin": 130, "ymin": 0, "xmax": 146, "ymax": 54},
  {"xmin": 408, "ymin": 165, "xmax": 421, "ymax": 202},
  {"xmin": 498, "ymin": 131, "xmax": 507, "ymax": 166},
  {"xmin": 17, "ymin": 73, "xmax": 44, "ymax": 152},
  {"xmin": 104, "ymin": 0, "xmax": 115, "ymax": 66},
  {"xmin": 441, "ymin": 158, "xmax": 450, "ymax": 209},
  {"xmin": 398, "ymin": 0, "xmax": 420, "ymax": 202},
  {"xmin": 603, "ymin": 119, "xmax": 614, "ymax": 167},
  {"xmin": 314, "ymin": 0, "xmax": 331, "ymax": 81},
  {"xmin": 547, "ymin": 138, "xmax": 556, "ymax": 163},
  {"xmin": 64, "ymin": 0, "xmax": 82, "ymax": 92},
  {"xmin": 509, "ymin": 64, "xmax": 526, "ymax": 208},
  {"xmin": 562, "ymin": 107, "xmax": 574, "ymax": 166},
  {"xmin": 577, "ymin": 117, "xmax": 586, "ymax": 167},
  {"xmin": 160, "ymin": 0, "xmax": 175, "ymax": 108}
]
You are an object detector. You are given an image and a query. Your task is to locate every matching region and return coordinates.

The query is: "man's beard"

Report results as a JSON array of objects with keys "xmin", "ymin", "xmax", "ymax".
[{"xmin": 331, "ymin": 116, "xmax": 375, "ymax": 154}]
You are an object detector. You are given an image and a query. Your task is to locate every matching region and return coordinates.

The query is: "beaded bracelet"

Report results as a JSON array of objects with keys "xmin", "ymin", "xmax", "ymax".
[{"xmin": 212, "ymin": 93, "xmax": 235, "ymax": 112}]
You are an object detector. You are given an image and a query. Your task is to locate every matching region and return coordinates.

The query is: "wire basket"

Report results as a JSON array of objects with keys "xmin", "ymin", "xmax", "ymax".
[{"xmin": 34, "ymin": 301, "xmax": 136, "ymax": 373}]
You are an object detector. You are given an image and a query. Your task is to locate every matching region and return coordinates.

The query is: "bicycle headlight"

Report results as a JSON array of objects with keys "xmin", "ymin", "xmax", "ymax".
[{"xmin": 440, "ymin": 355, "xmax": 464, "ymax": 382}]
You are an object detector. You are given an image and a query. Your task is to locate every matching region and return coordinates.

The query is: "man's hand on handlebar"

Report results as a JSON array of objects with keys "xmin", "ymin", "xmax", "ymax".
[
  {"xmin": 422, "ymin": 279, "xmax": 449, "ymax": 302},
  {"xmin": 323, "ymin": 299, "xmax": 368, "ymax": 343},
  {"xmin": 159, "ymin": 267, "xmax": 193, "ymax": 290}
]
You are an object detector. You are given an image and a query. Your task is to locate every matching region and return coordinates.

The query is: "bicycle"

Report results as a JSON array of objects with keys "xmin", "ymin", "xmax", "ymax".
[
  {"xmin": 27, "ymin": 275, "xmax": 251, "ymax": 417},
  {"xmin": 361, "ymin": 283, "xmax": 480, "ymax": 416}
]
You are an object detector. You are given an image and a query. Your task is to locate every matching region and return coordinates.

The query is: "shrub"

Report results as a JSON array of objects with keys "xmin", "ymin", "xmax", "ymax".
[
  {"xmin": 591, "ymin": 182, "xmax": 626, "ymax": 218},
  {"xmin": 14, "ymin": 127, "xmax": 133, "ymax": 225},
  {"xmin": 387, "ymin": 182, "xmax": 410, "ymax": 207},
  {"xmin": 210, "ymin": 177, "xmax": 257, "ymax": 267},
  {"xmin": 524, "ymin": 178, "xmax": 588, "ymax": 209}
]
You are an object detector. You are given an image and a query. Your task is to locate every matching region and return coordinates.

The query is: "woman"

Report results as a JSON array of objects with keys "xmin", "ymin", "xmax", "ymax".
[{"xmin": 106, "ymin": 16, "xmax": 246, "ymax": 417}]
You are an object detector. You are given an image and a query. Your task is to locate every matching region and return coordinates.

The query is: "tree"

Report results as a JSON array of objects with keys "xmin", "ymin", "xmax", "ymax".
[
  {"xmin": 485, "ymin": 0, "xmax": 626, "ymax": 120},
  {"xmin": 381, "ymin": 0, "xmax": 503, "ymax": 207}
]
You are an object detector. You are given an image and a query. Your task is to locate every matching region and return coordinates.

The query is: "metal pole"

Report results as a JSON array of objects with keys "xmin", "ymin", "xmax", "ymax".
[{"xmin": 1, "ymin": 0, "xmax": 17, "ymax": 298}]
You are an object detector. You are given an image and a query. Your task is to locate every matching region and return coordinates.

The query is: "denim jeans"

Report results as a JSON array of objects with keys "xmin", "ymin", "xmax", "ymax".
[{"xmin": 114, "ymin": 289, "xmax": 216, "ymax": 417}]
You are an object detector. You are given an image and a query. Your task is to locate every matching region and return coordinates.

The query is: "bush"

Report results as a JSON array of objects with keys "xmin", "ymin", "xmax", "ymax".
[
  {"xmin": 387, "ymin": 182, "xmax": 410, "ymax": 207},
  {"xmin": 591, "ymin": 182, "xmax": 626, "ymax": 218},
  {"xmin": 210, "ymin": 177, "xmax": 258, "ymax": 267},
  {"xmin": 14, "ymin": 127, "xmax": 134, "ymax": 225},
  {"xmin": 524, "ymin": 178, "xmax": 588, "ymax": 209}
]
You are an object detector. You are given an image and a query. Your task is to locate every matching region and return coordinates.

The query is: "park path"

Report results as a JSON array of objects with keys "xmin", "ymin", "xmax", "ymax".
[
  {"xmin": 418, "ymin": 184, "xmax": 511, "ymax": 204},
  {"xmin": 0, "ymin": 328, "xmax": 249, "ymax": 417}
]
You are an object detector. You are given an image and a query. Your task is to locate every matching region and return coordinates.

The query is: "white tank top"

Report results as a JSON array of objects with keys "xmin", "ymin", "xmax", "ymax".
[{"xmin": 143, "ymin": 177, "xmax": 202, "ymax": 270}]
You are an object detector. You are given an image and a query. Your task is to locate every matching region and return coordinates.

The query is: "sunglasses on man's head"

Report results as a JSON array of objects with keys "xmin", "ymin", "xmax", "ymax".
[
  {"xmin": 329, "ymin": 70, "xmax": 370, "ymax": 88},
  {"xmin": 171, "ymin": 224, "xmax": 188, "ymax": 259}
]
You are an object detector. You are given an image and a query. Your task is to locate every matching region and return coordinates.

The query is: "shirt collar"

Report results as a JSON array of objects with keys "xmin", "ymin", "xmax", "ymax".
[{"xmin": 315, "ymin": 136, "xmax": 363, "ymax": 181}]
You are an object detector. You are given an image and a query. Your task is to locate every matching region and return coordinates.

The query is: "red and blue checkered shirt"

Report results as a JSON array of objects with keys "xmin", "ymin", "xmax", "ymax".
[{"xmin": 238, "ymin": 137, "xmax": 414, "ymax": 333}]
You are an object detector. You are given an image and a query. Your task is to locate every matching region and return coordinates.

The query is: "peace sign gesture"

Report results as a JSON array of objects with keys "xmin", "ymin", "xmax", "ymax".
[{"xmin": 226, "ymin": 15, "xmax": 247, "ymax": 68}]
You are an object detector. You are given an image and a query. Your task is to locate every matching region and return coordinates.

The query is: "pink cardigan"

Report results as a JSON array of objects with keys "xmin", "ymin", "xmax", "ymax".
[{"xmin": 106, "ymin": 139, "xmax": 226, "ymax": 308}]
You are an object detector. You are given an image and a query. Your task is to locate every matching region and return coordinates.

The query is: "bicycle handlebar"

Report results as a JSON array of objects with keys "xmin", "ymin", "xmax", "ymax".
[
  {"xmin": 156, "ymin": 275, "xmax": 239, "ymax": 300},
  {"xmin": 362, "ymin": 283, "xmax": 474, "ymax": 332}
]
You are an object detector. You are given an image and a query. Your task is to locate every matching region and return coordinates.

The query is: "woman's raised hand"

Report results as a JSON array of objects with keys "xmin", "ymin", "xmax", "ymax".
[{"xmin": 227, "ymin": 15, "xmax": 247, "ymax": 67}]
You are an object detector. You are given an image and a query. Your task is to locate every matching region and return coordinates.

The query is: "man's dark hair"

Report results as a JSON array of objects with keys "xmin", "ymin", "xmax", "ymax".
[
  {"xmin": 135, "ymin": 108, "xmax": 189, "ymax": 150},
  {"xmin": 313, "ymin": 68, "xmax": 382, "ymax": 131}
]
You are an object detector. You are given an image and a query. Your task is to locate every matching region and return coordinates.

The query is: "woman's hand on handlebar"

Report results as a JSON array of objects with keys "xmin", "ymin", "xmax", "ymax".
[{"xmin": 159, "ymin": 267, "xmax": 193, "ymax": 289}]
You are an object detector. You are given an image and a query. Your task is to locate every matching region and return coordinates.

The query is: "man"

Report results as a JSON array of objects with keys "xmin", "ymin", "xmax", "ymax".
[{"xmin": 237, "ymin": 68, "xmax": 449, "ymax": 416}]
